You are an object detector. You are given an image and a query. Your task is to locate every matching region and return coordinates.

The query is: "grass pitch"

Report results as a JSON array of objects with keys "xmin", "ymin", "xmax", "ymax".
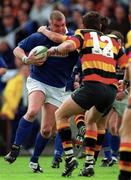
[{"xmin": 0, "ymin": 156, "xmax": 119, "ymax": 180}]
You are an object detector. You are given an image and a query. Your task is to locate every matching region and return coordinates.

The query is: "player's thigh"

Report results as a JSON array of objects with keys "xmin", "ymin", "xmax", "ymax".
[
  {"xmin": 108, "ymin": 109, "xmax": 119, "ymax": 135},
  {"xmin": 27, "ymin": 91, "xmax": 45, "ymax": 112},
  {"xmin": 41, "ymin": 103, "xmax": 58, "ymax": 131},
  {"xmin": 97, "ymin": 115, "xmax": 107, "ymax": 130},
  {"xmin": 56, "ymin": 96, "xmax": 85, "ymax": 120},
  {"xmin": 119, "ymin": 108, "xmax": 131, "ymax": 139},
  {"xmin": 85, "ymin": 106, "xmax": 103, "ymax": 125}
]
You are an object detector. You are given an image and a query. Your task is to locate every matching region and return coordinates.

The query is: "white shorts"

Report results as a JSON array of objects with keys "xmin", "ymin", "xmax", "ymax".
[{"xmin": 26, "ymin": 77, "xmax": 66, "ymax": 107}]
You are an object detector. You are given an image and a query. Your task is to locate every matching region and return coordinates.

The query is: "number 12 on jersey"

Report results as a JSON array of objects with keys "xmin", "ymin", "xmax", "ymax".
[{"xmin": 90, "ymin": 32, "xmax": 114, "ymax": 58}]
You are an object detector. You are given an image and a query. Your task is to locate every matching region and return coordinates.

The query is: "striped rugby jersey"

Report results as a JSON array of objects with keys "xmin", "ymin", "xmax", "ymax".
[{"xmin": 67, "ymin": 29, "xmax": 128, "ymax": 87}]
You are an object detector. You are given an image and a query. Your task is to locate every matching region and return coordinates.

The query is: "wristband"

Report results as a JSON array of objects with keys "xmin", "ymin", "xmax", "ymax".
[
  {"xmin": 22, "ymin": 55, "xmax": 28, "ymax": 63},
  {"xmin": 124, "ymin": 89, "xmax": 129, "ymax": 95},
  {"xmin": 123, "ymin": 79, "xmax": 129, "ymax": 85}
]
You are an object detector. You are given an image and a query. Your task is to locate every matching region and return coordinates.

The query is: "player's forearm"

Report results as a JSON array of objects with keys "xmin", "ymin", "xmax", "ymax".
[
  {"xmin": 57, "ymin": 40, "xmax": 76, "ymax": 53},
  {"xmin": 45, "ymin": 30, "xmax": 65, "ymax": 43},
  {"xmin": 38, "ymin": 26, "xmax": 65, "ymax": 43},
  {"xmin": 13, "ymin": 46, "xmax": 28, "ymax": 64}
]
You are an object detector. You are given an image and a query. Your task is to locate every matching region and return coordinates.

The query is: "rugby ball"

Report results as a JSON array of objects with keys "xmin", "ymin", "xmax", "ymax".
[{"xmin": 28, "ymin": 45, "xmax": 48, "ymax": 61}]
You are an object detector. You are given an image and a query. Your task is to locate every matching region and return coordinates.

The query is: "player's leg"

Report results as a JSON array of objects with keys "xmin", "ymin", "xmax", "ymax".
[
  {"xmin": 99, "ymin": 109, "xmax": 116, "ymax": 166},
  {"xmin": 4, "ymin": 90, "xmax": 45, "ymax": 164},
  {"xmin": 118, "ymin": 104, "xmax": 131, "ymax": 180},
  {"xmin": 51, "ymin": 132, "xmax": 63, "ymax": 168},
  {"xmin": 94, "ymin": 116, "xmax": 106, "ymax": 163},
  {"xmin": 101, "ymin": 129, "xmax": 113, "ymax": 166},
  {"xmin": 79, "ymin": 106, "xmax": 102, "ymax": 177},
  {"xmin": 74, "ymin": 114, "xmax": 86, "ymax": 148},
  {"xmin": 29, "ymin": 103, "xmax": 57, "ymax": 172},
  {"xmin": 79, "ymin": 84, "xmax": 116, "ymax": 177},
  {"xmin": 55, "ymin": 96, "xmax": 85, "ymax": 176}
]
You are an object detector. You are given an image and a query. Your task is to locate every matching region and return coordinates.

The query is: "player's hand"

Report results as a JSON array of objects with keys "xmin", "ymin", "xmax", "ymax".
[
  {"xmin": 115, "ymin": 91, "xmax": 126, "ymax": 101},
  {"xmin": 47, "ymin": 47, "xmax": 58, "ymax": 56},
  {"xmin": 37, "ymin": 26, "xmax": 47, "ymax": 34},
  {"xmin": 73, "ymin": 82, "xmax": 80, "ymax": 89},
  {"xmin": 26, "ymin": 52, "xmax": 45, "ymax": 65}
]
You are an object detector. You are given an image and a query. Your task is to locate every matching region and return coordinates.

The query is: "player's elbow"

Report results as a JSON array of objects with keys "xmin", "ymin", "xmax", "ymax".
[
  {"xmin": 13, "ymin": 46, "xmax": 22, "ymax": 57},
  {"xmin": 13, "ymin": 46, "xmax": 18, "ymax": 57},
  {"xmin": 65, "ymin": 41, "xmax": 75, "ymax": 52}
]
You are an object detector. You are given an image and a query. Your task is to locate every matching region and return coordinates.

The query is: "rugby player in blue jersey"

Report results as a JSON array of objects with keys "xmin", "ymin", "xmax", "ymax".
[{"xmin": 4, "ymin": 10, "xmax": 79, "ymax": 172}]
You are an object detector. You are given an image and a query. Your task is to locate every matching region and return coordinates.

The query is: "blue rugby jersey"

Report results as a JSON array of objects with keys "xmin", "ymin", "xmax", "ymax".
[
  {"xmin": 18, "ymin": 30, "xmax": 79, "ymax": 88},
  {"xmin": 65, "ymin": 59, "xmax": 82, "ymax": 91},
  {"xmin": 0, "ymin": 56, "xmax": 7, "ymax": 68}
]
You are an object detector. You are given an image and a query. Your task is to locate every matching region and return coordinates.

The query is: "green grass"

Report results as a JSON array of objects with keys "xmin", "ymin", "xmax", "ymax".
[{"xmin": 0, "ymin": 156, "xmax": 119, "ymax": 180}]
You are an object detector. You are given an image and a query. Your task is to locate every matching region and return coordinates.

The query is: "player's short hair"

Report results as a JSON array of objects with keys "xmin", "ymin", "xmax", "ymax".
[
  {"xmin": 50, "ymin": 10, "xmax": 65, "ymax": 21},
  {"xmin": 82, "ymin": 11, "xmax": 101, "ymax": 31}
]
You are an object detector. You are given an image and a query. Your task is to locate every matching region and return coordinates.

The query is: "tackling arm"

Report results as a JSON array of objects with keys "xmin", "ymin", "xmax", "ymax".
[
  {"xmin": 38, "ymin": 26, "xmax": 66, "ymax": 43},
  {"xmin": 48, "ymin": 40, "xmax": 76, "ymax": 55}
]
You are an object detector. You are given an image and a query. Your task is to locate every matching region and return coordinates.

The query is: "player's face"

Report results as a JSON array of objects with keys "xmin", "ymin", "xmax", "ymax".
[{"xmin": 50, "ymin": 19, "xmax": 66, "ymax": 35}]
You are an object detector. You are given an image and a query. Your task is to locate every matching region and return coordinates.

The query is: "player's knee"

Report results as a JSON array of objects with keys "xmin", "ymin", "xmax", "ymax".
[
  {"xmin": 26, "ymin": 108, "xmax": 39, "ymax": 119},
  {"xmin": 55, "ymin": 109, "xmax": 63, "ymax": 121},
  {"xmin": 109, "ymin": 126, "xmax": 115, "ymax": 135},
  {"xmin": 41, "ymin": 129, "xmax": 51, "ymax": 138},
  {"xmin": 119, "ymin": 125, "xmax": 123, "ymax": 136},
  {"xmin": 55, "ymin": 110, "xmax": 60, "ymax": 120}
]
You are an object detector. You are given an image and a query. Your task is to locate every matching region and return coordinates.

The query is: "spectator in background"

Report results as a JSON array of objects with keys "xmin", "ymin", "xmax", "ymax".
[
  {"xmin": 0, "ymin": 14, "xmax": 18, "ymax": 48},
  {"xmin": 0, "ymin": 56, "xmax": 7, "ymax": 76},
  {"xmin": 17, "ymin": 9, "xmax": 38, "ymax": 36},
  {"xmin": 109, "ymin": 5, "xmax": 130, "ymax": 41},
  {"xmin": 0, "ymin": 13, "xmax": 18, "ymax": 35},
  {"xmin": 0, "ymin": 41, "xmax": 15, "ymax": 69},
  {"xmin": 11, "ymin": 0, "xmax": 22, "ymax": 17},
  {"xmin": 84, "ymin": 0, "xmax": 96, "ymax": 12},
  {"xmin": 29, "ymin": 0, "xmax": 54, "ymax": 25},
  {"xmin": 20, "ymin": 0, "xmax": 32, "ymax": 14},
  {"xmin": 67, "ymin": 9, "xmax": 83, "ymax": 30},
  {"xmin": 0, "ymin": 41, "xmax": 16, "ymax": 95},
  {"xmin": 15, "ymin": 9, "xmax": 38, "ymax": 45}
]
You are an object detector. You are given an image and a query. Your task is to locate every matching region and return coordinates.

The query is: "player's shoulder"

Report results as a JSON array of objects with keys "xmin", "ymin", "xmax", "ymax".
[
  {"xmin": 30, "ymin": 32, "xmax": 47, "ymax": 39},
  {"xmin": 74, "ymin": 28, "xmax": 102, "ymax": 35},
  {"xmin": 67, "ymin": 28, "xmax": 75, "ymax": 36}
]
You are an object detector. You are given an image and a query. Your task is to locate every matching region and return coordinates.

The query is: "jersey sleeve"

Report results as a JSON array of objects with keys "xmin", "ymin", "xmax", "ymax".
[
  {"xmin": 117, "ymin": 48, "xmax": 128, "ymax": 69},
  {"xmin": 18, "ymin": 33, "xmax": 47, "ymax": 52},
  {"xmin": 66, "ymin": 29, "xmax": 84, "ymax": 49}
]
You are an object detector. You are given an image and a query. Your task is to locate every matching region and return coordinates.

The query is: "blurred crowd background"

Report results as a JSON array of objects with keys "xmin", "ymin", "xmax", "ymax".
[{"xmin": 0, "ymin": 0, "xmax": 130, "ymax": 155}]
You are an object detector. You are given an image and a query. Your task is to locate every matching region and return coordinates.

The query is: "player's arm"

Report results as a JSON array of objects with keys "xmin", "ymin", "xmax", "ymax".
[
  {"xmin": 38, "ymin": 26, "xmax": 67, "ymax": 43},
  {"xmin": 13, "ymin": 46, "xmax": 44, "ymax": 65},
  {"xmin": 48, "ymin": 29, "xmax": 83, "ymax": 55},
  {"xmin": 13, "ymin": 46, "xmax": 29, "ymax": 64},
  {"xmin": 48, "ymin": 40, "xmax": 76, "ymax": 56}
]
